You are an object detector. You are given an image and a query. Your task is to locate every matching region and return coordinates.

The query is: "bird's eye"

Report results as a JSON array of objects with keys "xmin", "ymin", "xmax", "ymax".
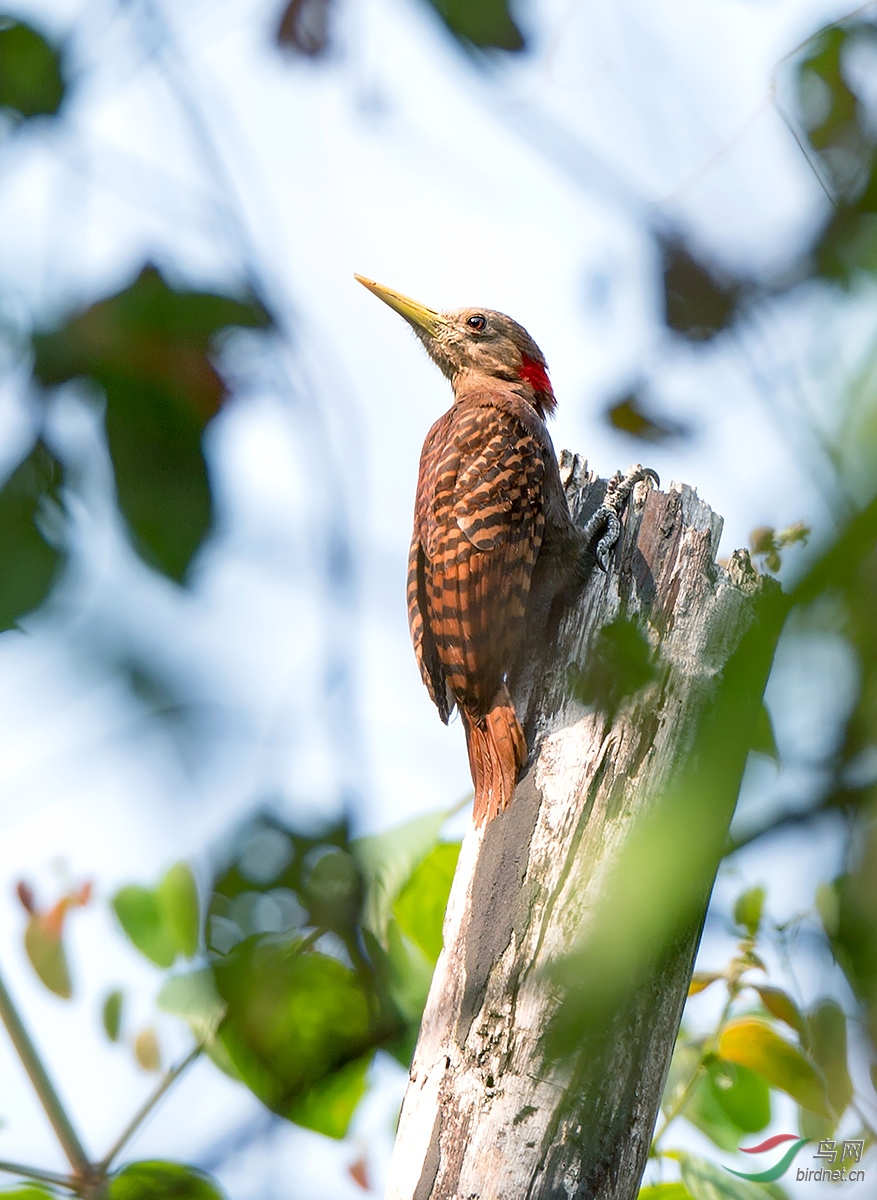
[{"xmin": 466, "ymin": 314, "xmax": 486, "ymax": 331}]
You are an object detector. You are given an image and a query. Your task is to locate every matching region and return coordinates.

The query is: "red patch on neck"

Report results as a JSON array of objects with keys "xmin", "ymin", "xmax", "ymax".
[{"xmin": 519, "ymin": 354, "xmax": 554, "ymax": 405}]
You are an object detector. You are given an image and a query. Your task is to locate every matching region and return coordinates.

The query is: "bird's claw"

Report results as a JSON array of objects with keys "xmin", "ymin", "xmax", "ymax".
[{"xmin": 584, "ymin": 463, "xmax": 659, "ymax": 571}]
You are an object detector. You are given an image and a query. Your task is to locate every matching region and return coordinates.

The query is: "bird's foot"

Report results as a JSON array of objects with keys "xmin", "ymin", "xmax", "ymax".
[{"xmin": 583, "ymin": 464, "xmax": 660, "ymax": 571}]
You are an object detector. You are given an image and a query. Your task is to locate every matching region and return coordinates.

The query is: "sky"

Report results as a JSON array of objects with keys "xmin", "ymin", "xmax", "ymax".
[{"xmin": 0, "ymin": 0, "xmax": 874, "ymax": 1196}]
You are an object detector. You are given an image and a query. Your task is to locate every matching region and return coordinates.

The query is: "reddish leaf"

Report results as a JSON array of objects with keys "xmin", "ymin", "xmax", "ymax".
[
  {"xmin": 24, "ymin": 913, "xmax": 72, "ymax": 999},
  {"xmin": 277, "ymin": 0, "xmax": 332, "ymax": 57},
  {"xmin": 348, "ymin": 1154, "xmax": 370, "ymax": 1191},
  {"xmin": 16, "ymin": 880, "xmax": 36, "ymax": 914}
]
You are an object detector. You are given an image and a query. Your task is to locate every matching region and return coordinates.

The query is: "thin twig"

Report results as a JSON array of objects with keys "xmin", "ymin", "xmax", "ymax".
[
  {"xmin": 0, "ymin": 1159, "xmax": 73, "ymax": 1188},
  {"xmin": 98, "ymin": 1042, "xmax": 204, "ymax": 1171},
  {"xmin": 0, "ymin": 967, "xmax": 91, "ymax": 1174}
]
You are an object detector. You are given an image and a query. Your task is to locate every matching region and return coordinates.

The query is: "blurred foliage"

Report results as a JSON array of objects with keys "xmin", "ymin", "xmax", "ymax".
[
  {"xmin": 274, "ymin": 0, "xmax": 524, "ymax": 58},
  {"xmin": 0, "ymin": 442, "xmax": 63, "ymax": 631},
  {"xmin": 748, "ymin": 523, "xmax": 810, "ymax": 575},
  {"xmin": 546, "ymin": 577, "xmax": 787, "ymax": 1058},
  {"xmin": 642, "ymin": 887, "xmax": 873, "ymax": 1198},
  {"xmin": 3, "ymin": 810, "xmax": 460, "ymax": 1193},
  {"xmin": 102, "ymin": 989, "xmax": 124, "ymax": 1043},
  {"xmin": 661, "ymin": 242, "xmax": 743, "ymax": 342},
  {"xmin": 605, "ymin": 391, "xmax": 692, "ymax": 443},
  {"xmin": 17, "ymin": 879, "xmax": 90, "ymax": 999},
  {"xmin": 113, "ymin": 862, "xmax": 200, "ymax": 969},
  {"xmin": 567, "ymin": 612, "xmax": 658, "ymax": 721},
  {"xmin": 423, "ymin": 0, "xmax": 525, "ymax": 53},
  {"xmin": 32, "ymin": 266, "xmax": 271, "ymax": 580},
  {"xmin": 107, "ymin": 1162, "xmax": 226, "ymax": 1199},
  {"xmin": 0, "ymin": 4, "xmax": 875, "ymax": 1200},
  {"xmin": 276, "ymin": 0, "xmax": 332, "ymax": 58},
  {"xmin": 0, "ymin": 18, "xmax": 65, "ymax": 121},
  {"xmin": 796, "ymin": 19, "xmax": 877, "ymax": 285}
]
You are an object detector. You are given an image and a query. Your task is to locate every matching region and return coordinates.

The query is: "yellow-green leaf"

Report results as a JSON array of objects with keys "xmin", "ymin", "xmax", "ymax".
[
  {"xmin": 394, "ymin": 841, "xmax": 460, "ymax": 963},
  {"xmin": 752, "ymin": 985, "xmax": 806, "ymax": 1038},
  {"xmin": 157, "ymin": 863, "xmax": 200, "ymax": 959},
  {"xmin": 689, "ymin": 971, "xmax": 723, "ymax": 996},
  {"xmin": 807, "ymin": 999, "xmax": 852, "ymax": 1118},
  {"xmin": 24, "ymin": 914, "xmax": 71, "ymax": 999},
  {"xmin": 718, "ymin": 1017, "xmax": 832, "ymax": 1117},
  {"xmin": 134, "ymin": 1027, "xmax": 161, "ymax": 1072},
  {"xmin": 103, "ymin": 989, "xmax": 124, "ymax": 1042},
  {"xmin": 733, "ymin": 886, "xmax": 765, "ymax": 937},
  {"xmin": 112, "ymin": 884, "xmax": 176, "ymax": 967},
  {"xmin": 639, "ymin": 1187, "xmax": 693, "ymax": 1200}
]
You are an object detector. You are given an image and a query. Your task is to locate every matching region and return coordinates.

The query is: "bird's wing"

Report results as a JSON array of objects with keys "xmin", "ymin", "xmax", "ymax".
[
  {"xmin": 407, "ymin": 531, "xmax": 452, "ymax": 722},
  {"xmin": 408, "ymin": 412, "xmax": 455, "ymax": 721},
  {"xmin": 414, "ymin": 401, "xmax": 547, "ymax": 715}
]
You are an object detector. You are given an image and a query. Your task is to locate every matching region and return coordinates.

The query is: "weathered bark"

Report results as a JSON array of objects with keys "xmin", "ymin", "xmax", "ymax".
[{"xmin": 384, "ymin": 454, "xmax": 781, "ymax": 1200}]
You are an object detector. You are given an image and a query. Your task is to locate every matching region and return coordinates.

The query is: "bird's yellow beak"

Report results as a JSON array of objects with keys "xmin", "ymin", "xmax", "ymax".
[{"xmin": 355, "ymin": 275, "xmax": 443, "ymax": 337}]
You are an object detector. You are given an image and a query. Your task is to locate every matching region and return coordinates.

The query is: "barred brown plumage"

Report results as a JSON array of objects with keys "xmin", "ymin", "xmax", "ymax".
[{"xmin": 356, "ymin": 276, "xmax": 585, "ymax": 824}]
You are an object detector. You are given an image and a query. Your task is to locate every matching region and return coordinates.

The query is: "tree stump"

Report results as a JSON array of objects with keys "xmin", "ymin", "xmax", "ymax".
[{"xmin": 384, "ymin": 455, "xmax": 781, "ymax": 1200}]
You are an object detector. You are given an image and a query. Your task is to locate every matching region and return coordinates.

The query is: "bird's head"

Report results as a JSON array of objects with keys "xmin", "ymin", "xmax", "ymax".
[{"xmin": 355, "ymin": 275, "xmax": 556, "ymax": 418}]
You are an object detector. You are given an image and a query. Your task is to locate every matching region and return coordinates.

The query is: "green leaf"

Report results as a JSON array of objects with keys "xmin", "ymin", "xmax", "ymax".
[
  {"xmin": 0, "ymin": 1187, "xmax": 58, "ymax": 1199},
  {"xmin": 662, "ymin": 242, "xmax": 741, "ymax": 340},
  {"xmin": 303, "ymin": 848, "xmax": 363, "ymax": 935},
  {"xmin": 733, "ymin": 886, "xmax": 765, "ymax": 937},
  {"xmin": 372, "ymin": 917, "xmax": 434, "ymax": 1064},
  {"xmin": 157, "ymin": 863, "xmax": 200, "ymax": 959},
  {"xmin": 0, "ymin": 20, "xmax": 65, "ymax": 119},
  {"xmin": 157, "ymin": 969, "xmax": 226, "ymax": 1041},
  {"xmin": 815, "ymin": 880, "xmax": 840, "ymax": 935},
  {"xmin": 718, "ymin": 1018, "xmax": 832, "ymax": 1117},
  {"xmin": 684, "ymin": 1061, "xmax": 770, "ymax": 1150},
  {"xmin": 112, "ymin": 885, "xmax": 176, "ymax": 968},
  {"xmin": 0, "ymin": 442, "xmax": 63, "ymax": 632},
  {"xmin": 567, "ymin": 615, "xmax": 656, "ymax": 719},
  {"xmin": 677, "ymin": 1152, "xmax": 787, "ymax": 1200},
  {"xmin": 638, "ymin": 1187, "xmax": 693, "ymax": 1200},
  {"xmin": 24, "ymin": 914, "xmax": 71, "ymax": 999},
  {"xmin": 751, "ymin": 703, "xmax": 779, "ymax": 760},
  {"xmin": 684, "ymin": 1073, "xmax": 747, "ymax": 1152},
  {"xmin": 108, "ymin": 1161, "xmax": 226, "ymax": 1199},
  {"xmin": 394, "ymin": 841, "xmax": 460, "ymax": 963},
  {"xmin": 354, "ymin": 808, "xmax": 449, "ymax": 944},
  {"xmin": 807, "ymin": 999, "xmax": 852, "ymax": 1118},
  {"xmin": 284, "ymin": 1053, "xmax": 371, "ymax": 1138},
  {"xmin": 709, "ymin": 1063, "xmax": 771, "ymax": 1134},
  {"xmin": 422, "ymin": 0, "xmax": 525, "ymax": 52},
  {"xmin": 102, "ymin": 989, "xmax": 124, "ymax": 1041},
  {"xmin": 752, "ymin": 985, "xmax": 806, "ymax": 1039},
  {"xmin": 214, "ymin": 938, "xmax": 379, "ymax": 1135},
  {"xmin": 32, "ymin": 265, "xmax": 271, "ymax": 580},
  {"xmin": 605, "ymin": 392, "xmax": 691, "ymax": 443}
]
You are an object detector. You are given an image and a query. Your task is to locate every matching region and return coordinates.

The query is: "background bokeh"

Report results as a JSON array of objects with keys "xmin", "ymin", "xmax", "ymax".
[{"xmin": 0, "ymin": 1, "xmax": 875, "ymax": 1197}]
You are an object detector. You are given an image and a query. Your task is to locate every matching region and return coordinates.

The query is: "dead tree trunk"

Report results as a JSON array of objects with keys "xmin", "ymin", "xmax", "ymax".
[{"xmin": 384, "ymin": 455, "xmax": 782, "ymax": 1200}]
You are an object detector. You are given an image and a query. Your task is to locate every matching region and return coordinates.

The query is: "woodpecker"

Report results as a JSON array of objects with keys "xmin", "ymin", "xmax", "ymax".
[{"xmin": 356, "ymin": 276, "xmax": 655, "ymax": 824}]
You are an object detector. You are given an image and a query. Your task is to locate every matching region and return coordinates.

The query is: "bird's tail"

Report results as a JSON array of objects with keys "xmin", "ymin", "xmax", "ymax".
[{"xmin": 463, "ymin": 686, "xmax": 528, "ymax": 825}]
